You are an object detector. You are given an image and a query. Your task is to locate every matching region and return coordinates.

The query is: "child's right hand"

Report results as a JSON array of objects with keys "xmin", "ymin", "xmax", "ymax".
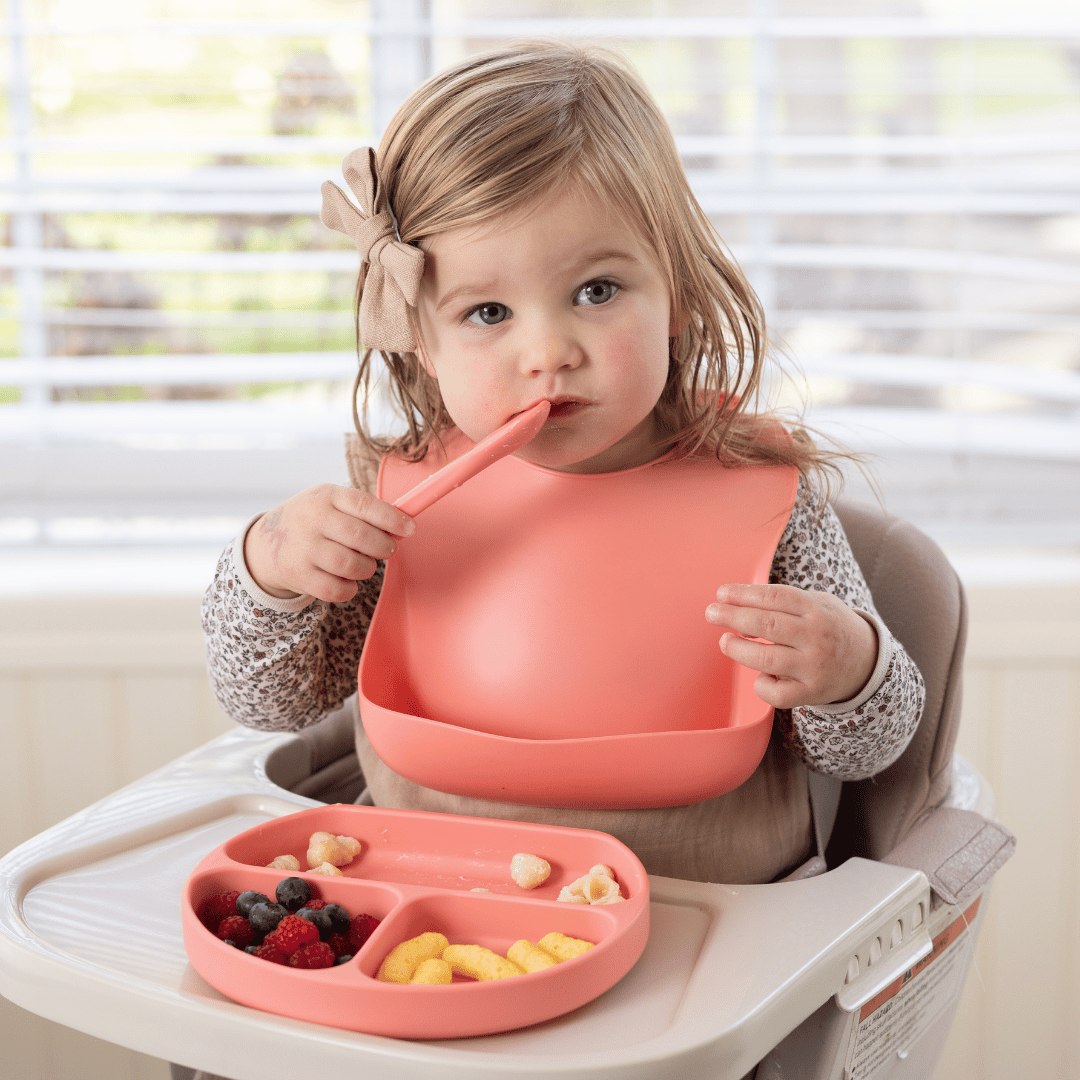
[{"xmin": 243, "ymin": 484, "xmax": 415, "ymax": 602}]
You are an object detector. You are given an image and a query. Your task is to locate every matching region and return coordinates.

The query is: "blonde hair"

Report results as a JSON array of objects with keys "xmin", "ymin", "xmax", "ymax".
[{"xmin": 351, "ymin": 39, "xmax": 837, "ymax": 481}]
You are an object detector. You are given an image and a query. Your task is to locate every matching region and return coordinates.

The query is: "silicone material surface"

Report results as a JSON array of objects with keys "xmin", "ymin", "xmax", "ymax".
[
  {"xmin": 362, "ymin": 436, "xmax": 797, "ymax": 807},
  {"xmin": 182, "ymin": 804, "xmax": 649, "ymax": 1039},
  {"xmin": 393, "ymin": 400, "xmax": 551, "ymax": 517}
]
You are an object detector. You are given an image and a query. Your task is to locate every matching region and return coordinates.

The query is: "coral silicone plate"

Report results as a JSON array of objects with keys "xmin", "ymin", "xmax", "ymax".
[{"xmin": 182, "ymin": 804, "xmax": 649, "ymax": 1040}]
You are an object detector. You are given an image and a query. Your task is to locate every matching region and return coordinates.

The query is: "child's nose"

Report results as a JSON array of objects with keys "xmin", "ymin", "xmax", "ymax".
[{"xmin": 523, "ymin": 330, "xmax": 582, "ymax": 374}]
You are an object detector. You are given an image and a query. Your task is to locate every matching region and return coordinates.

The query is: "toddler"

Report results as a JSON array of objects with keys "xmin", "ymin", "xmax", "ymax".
[{"xmin": 203, "ymin": 41, "xmax": 924, "ymax": 886}]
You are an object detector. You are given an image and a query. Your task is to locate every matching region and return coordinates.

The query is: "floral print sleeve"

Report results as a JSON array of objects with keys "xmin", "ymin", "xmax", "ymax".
[
  {"xmin": 201, "ymin": 518, "xmax": 383, "ymax": 731},
  {"xmin": 769, "ymin": 477, "xmax": 925, "ymax": 781}
]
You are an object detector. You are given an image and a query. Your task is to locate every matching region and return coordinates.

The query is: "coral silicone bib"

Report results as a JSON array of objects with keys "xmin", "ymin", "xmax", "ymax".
[{"xmin": 359, "ymin": 431, "xmax": 798, "ymax": 808}]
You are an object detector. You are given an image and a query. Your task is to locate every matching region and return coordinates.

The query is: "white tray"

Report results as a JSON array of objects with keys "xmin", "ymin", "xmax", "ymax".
[{"xmin": 0, "ymin": 727, "xmax": 938, "ymax": 1080}]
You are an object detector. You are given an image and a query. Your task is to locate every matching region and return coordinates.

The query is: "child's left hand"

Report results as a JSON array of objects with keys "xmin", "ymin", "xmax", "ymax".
[{"xmin": 705, "ymin": 584, "xmax": 878, "ymax": 709}]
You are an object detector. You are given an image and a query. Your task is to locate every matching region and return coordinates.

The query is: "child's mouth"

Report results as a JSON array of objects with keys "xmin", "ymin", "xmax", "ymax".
[{"xmin": 546, "ymin": 400, "xmax": 587, "ymax": 419}]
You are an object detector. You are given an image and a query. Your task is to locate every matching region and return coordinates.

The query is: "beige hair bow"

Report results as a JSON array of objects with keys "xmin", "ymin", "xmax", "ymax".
[{"xmin": 321, "ymin": 147, "xmax": 424, "ymax": 354}]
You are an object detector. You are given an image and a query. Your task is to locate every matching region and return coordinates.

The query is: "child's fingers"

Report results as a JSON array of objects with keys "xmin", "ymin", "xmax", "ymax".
[
  {"xmin": 718, "ymin": 632, "xmax": 797, "ymax": 679},
  {"xmin": 300, "ymin": 567, "xmax": 362, "ymax": 604},
  {"xmin": 705, "ymin": 601, "xmax": 802, "ymax": 648},
  {"xmin": 309, "ymin": 535, "xmax": 381, "ymax": 584},
  {"xmin": 711, "ymin": 582, "xmax": 813, "ymax": 616},
  {"xmin": 324, "ymin": 510, "xmax": 400, "ymax": 563},
  {"xmin": 718, "ymin": 634, "xmax": 812, "ymax": 709},
  {"xmin": 332, "ymin": 486, "xmax": 416, "ymax": 539},
  {"xmin": 751, "ymin": 673, "xmax": 810, "ymax": 710}
]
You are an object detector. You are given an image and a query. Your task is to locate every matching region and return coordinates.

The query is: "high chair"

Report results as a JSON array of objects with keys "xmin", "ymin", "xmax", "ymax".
[{"xmin": 0, "ymin": 501, "xmax": 1014, "ymax": 1080}]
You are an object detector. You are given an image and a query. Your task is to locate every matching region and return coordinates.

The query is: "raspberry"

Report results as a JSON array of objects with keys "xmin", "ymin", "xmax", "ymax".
[
  {"xmin": 287, "ymin": 941, "xmax": 336, "ymax": 969},
  {"xmin": 249, "ymin": 942, "xmax": 287, "ymax": 965},
  {"xmin": 265, "ymin": 913, "xmax": 320, "ymax": 955},
  {"xmin": 216, "ymin": 915, "xmax": 255, "ymax": 948},
  {"xmin": 302, "ymin": 898, "xmax": 327, "ymax": 911},
  {"xmin": 346, "ymin": 913, "xmax": 380, "ymax": 952},
  {"xmin": 296, "ymin": 907, "xmax": 333, "ymax": 940},
  {"xmin": 198, "ymin": 891, "xmax": 241, "ymax": 932},
  {"xmin": 327, "ymin": 932, "xmax": 352, "ymax": 959}
]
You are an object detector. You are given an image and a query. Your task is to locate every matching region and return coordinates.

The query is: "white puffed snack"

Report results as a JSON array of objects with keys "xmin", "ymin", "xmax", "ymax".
[
  {"xmin": 310, "ymin": 861, "xmax": 344, "ymax": 876},
  {"xmin": 557, "ymin": 871, "xmax": 623, "ymax": 905},
  {"xmin": 510, "ymin": 853, "xmax": 551, "ymax": 890},
  {"xmin": 266, "ymin": 854, "xmax": 300, "ymax": 871},
  {"xmin": 589, "ymin": 864, "xmax": 615, "ymax": 880},
  {"xmin": 306, "ymin": 831, "xmax": 362, "ymax": 869}
]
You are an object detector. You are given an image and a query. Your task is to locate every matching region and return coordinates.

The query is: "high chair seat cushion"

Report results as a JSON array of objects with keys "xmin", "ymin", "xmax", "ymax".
[{"xmin": 828, "ymin": 501, "xmax": 968, "ymax": 862}]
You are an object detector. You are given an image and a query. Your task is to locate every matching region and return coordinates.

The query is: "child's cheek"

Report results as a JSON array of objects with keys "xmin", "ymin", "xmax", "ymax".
[
  {"xmin": 602, "ymin": 331, "xmax": 667, "ymax": 407},
  {"xmin": 445, "ymin": 369, "xmax": 508, "ymax": 441}
]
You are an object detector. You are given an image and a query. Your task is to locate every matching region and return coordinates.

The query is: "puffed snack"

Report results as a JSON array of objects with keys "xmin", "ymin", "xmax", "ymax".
[
  {"xmin": 507, "ymin": 939, "xmax": 559, "ymax": 973},
  {"xmin": 537, "ymin": 932, "xmax": 595, "ymax": 962},
  {"xmin": 266, "ymin": 854, "xmax": 300, "ymax": 871},
  {"xmin": 377, "ymin": 932, "xmax": 451, "ymax": 984},
  {"xmin": 306, "ymin": 831, "xmax": 362, "ymax": 869},
  {"xmin": 442, "ymin": 944, "xmax": 524, "ymax": 981},
  {"xmin": 510, "ymin": 852, "xmax": 551, "ymax": 890},
  {"xmin": 310, "ymin": 861, "xmax": 343, "ymax": 876},
  {"xmin": 409, "ymin": 958, "xmax": 453, "ymax": 985},
  {"xmin": 557, "ymin": 869, "xmax": 623, "ymax": 905}
]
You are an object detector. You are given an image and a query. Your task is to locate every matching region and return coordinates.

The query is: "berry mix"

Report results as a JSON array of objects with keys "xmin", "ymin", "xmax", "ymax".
[{"xmin": 197, "ymin": 876, "xmax": 380, "ymax": 970}]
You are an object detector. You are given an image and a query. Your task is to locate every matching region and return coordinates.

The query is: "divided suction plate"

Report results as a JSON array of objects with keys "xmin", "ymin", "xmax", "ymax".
[{"xmin": 182, "ymin": 804, "xmax": 650, "ymax": 1040}]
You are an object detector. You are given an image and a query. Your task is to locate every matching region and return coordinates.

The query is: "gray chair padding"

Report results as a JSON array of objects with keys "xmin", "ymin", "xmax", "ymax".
[{"xmin": 828, "ymin": 500, "xmax": 968, "ymax": 862}]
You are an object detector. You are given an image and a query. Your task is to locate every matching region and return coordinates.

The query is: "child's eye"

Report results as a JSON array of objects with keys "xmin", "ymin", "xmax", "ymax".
[
  {"xmin": 465, "ymin": 302, "xmax": 510, "ymax": 326},
  {"xmin": 574, "ymin": 280, "xmax": 619, "ymax": 306}
]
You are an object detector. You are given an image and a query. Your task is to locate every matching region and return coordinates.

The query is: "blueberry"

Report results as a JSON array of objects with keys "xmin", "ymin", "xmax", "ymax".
[
  {"xmin": 275, "ymin": 877, "xmax": 311, "ymax": 912},
  {"xmin": 296, "ymin": 907, "xmax": 333, "ymax": 941},
  {"xmin": 248, "ymin": 901, "xmax": 288, "ymax": 936},
  {"xmin": 334, "ymin": 954, "xmax": 353, "ymax": 965},
  {"xmin": 236, "ymin": 890, "xmax": 270, "ymax": 918},
  {"xmin": 322, "ymin": 904, "xmax": 350, "ymax": 936},
  {"xmin": 245, "ymin": 945, "xmax": 260, "ymax": 954}
]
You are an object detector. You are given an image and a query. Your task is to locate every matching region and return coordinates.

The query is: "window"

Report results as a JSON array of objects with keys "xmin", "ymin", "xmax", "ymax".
[{"xmin": 3, "ymin": 0, "xmax": 1079, "ymax": 590}]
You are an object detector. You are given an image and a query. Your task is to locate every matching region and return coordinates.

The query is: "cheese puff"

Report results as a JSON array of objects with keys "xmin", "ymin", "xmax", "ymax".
[
  {"xmin": 507, "ymin": 939, "xmax": 559, "ymax": 974},
  {"xmin": 442, "ymin": 944, "xmax": 524, "ymax": 981},
  {"xmin": 557, "ymin": 873, "xmax": 623, "ymax": 905},
  {"xmin": 537, "ymin": 932, "xmax": 595, "ymax": 962},
  {"xmin": 409, "ymin": 958, "xmax": 453, "ymax": 985},
  {"xmin": 377, "ymin": 932, "xmax": 450, "ymax": 984},
  {"xmin": 589, "ymin": 864, "xmax": 616, "ymax": 881},
  {"xmin": 310, "ymin": 861, "xmax": 343, "ymax": 876},
  {"xmin": 266, "ymin": 854, "xmax": 300, "ymax": 871},
  {"xmin": 510, "ymin": 853, "xmax": 551, "ymax": 890},
  {"xmin": 307, "ymin": 831, "xmax": 362, "ymax": 869}
]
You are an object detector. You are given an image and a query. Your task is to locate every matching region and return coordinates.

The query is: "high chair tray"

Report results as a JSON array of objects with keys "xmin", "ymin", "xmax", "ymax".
[
  {"xmin": 183, "ymin": 805, "xmax": 649, "ymax": 1038},
  {"xmin": 0, "ymin": 726, "xmax": 946, "ymax": 1080}
]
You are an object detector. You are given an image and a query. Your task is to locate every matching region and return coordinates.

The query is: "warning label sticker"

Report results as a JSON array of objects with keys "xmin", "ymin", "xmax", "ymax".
[{"xmin": 844, "ymin": 896, "xmax": 981, "ymax": 1080}]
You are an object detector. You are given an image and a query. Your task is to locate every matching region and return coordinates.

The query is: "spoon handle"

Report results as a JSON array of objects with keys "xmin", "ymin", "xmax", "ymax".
[{"xmin": 394, "ymin": 401, "xmax": 551, "ymax": 517}]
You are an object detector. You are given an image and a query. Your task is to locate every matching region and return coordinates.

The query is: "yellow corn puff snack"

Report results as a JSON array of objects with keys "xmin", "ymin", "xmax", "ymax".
[
  {"xmin": 409, "ymin": 958, "xmax": 453, "ymax": 985},
  {"xmin": 442, "ymin": 944, "xmax": 524, "ymax": 981},
  {"xmin": 537, "ymin": 931, "xmax": 595, "ymax": 962},
  {"xmin": 377, "ymin": 932, "xmax": 451, "ymax": 984},
  {"xmin": 507, "ymin": 939, "xmax": 559, "ymax": 973}
]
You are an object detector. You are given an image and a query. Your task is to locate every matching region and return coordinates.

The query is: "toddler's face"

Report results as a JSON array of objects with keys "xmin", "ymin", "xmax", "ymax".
[{"xmin": 415, "ymin": 185, "xmax": 677, "ymax": 473}]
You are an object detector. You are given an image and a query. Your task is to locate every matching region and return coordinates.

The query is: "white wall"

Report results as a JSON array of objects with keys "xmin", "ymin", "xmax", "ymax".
[{"xmin": 0, "ymin": 585, "xmax": 1077, "ymax": 1079}]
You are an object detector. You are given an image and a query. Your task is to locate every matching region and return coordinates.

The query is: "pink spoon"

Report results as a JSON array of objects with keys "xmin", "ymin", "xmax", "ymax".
[{"xmin": 394, "ymin": 400, "xmax": 551, "ymax": 517}]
